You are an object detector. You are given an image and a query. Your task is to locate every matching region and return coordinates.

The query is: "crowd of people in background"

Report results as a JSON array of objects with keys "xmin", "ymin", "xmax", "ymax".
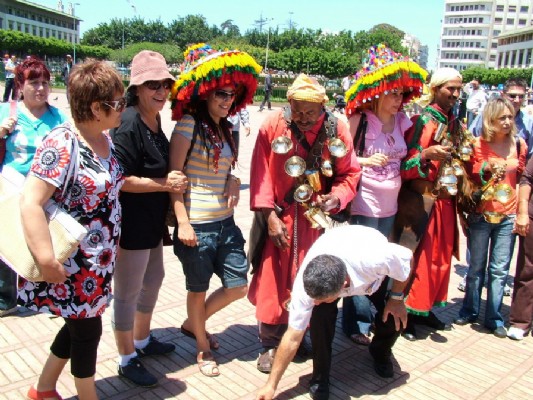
[{"xmin": 1, "ymin": 42, "xmax": 533, "ymax": 400}]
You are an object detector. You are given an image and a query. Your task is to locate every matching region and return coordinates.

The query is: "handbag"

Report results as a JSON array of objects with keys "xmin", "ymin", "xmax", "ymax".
[
  {"xmin": 0, "ymin": 134, "xmax": 87, "ymax": 281},
  {"xmin": 0, "ymin": 101, "xmax": 18, "ymax": 165}
]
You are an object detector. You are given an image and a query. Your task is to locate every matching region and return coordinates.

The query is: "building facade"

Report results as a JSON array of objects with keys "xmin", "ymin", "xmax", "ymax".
[
  {"xmin": 438, "ymin": 0, "xmax": 533, "ymax": 70},
  {"xmin": 0, "ymin": 0, "xmax": 80, "ymax": 45},
  {"xmin": 402, "ymin": 33, "xmax": 429, "ymax": 70},
  {"xmin": 497, "ymin": 26, "xmax": 533, "ymax": 68}
]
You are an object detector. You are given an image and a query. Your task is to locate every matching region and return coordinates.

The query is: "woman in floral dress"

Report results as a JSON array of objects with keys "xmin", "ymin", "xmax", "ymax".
[{"xmin": 19, "ymin": 60, "xmax": 125, "ymax": 400}]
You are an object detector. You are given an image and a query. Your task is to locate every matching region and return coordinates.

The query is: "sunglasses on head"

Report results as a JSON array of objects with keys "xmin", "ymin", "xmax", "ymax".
[
  {"xmin": 143, "ymin": 80, "xmax": 173, "ymax": 91},
  {"xmin": 102, "ymin": 97, "xmax": 127, "ymax": 112},
  {"xmin": 506, "ymin": 93, "xmax": 525, "ymax": 100},
  {"xmin": 214, "ymin": 89, "xmax": 236, "ymax": 102}
]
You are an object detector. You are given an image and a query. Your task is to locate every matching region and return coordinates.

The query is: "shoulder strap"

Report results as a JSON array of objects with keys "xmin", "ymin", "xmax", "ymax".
[{"xmin": 353, "ymin": 112, "xmax": 367, "ymax": 157}]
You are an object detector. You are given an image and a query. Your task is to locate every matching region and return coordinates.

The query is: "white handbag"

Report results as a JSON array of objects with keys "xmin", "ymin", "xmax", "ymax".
[{"xmin": 0, "ymin": 135, "xmax": 87, "ymax": 281}]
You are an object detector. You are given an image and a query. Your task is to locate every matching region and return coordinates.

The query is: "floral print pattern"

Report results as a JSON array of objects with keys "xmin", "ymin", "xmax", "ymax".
[{"xmin": 18, "ymin": 122, "xmax": 124, "ymax": 318}]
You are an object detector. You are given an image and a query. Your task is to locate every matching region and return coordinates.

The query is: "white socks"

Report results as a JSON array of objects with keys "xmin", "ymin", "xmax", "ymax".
[
  {"xmin": 118, "ymin": 351, "xmax": 137, "ymax": 367},
  {"xmin": 134, "ymin": 335, "xmax": 150, "ymax": 350}
]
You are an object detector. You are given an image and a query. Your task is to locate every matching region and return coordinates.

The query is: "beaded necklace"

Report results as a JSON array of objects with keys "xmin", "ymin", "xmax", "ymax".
[{"xmin": 200, "ymin": 120, "xmax": 237, "ymax": 173}]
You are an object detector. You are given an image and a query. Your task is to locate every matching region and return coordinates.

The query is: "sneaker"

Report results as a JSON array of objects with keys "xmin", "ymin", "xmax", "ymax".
[
  {"xmin": 507, "ymin": 327, "xmax": 526, "ymax": 341},
  {"xmin": 136, "ymin": 333, "xmax": 175, "ymax": 357},
  {"xmin": 0, "ymin": 306, "xmax": 18, "ymax": 318},
  {"xmin": 503, "ymin": 284, "xmax": 511, "ymax": 297},
  {"xmin": 118, "ymin": 357, "xmax": 158, "ymax": 387},
  {"xmin": 492, "ymin": 326, "xmax": 507, "ymax": 338},
  {"xmin": 457, "ymin": 276, "xmax": 466, "ymax": 292}
]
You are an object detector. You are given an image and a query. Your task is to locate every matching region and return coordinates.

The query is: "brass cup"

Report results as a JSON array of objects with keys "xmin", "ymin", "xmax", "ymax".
[
  {"xmin": 304, "ymin": 207, "xmax": 329, "ymax": 229},
  {"xmin": 481, "ymin": 186, "xmax": 495, "ymax": 201},
  {"xmin": 493, "ymin": 183, "xmax": 512, "ymax": 204},
  {"xmin": 284, "ymin": 156, "xmax": 306, "ymax": 177},
  {"xmin": 271, "ymin": 136, "xmax": 293, "ymax": 154},
  {"xmin": 305, "ymin": 170, "xmax": 322, "ymax": 192},
  {"xmin": 452, "ymin": 160, "xmax": 464, "ymax": 176},
  {"xmin": 483, "ymin": 211, "xmax": 506, "ymax": 224},
  {"xmin": 327, "ymin": 138, "xmax": 348, "ymax": 157},
  {"xmin": 293, "ymin": 184, "xmax": 313, "ymax": 203},
  {"xmin": 320, "ymin": 159, "xmax": 333, "ymax": 177}
]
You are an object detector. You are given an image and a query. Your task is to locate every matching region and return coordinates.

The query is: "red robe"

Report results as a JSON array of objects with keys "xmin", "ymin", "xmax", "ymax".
[
  {"xmin": 401, "ymin": 104, "xmax": 462, "ymax": 315},
  {"xmin": 248, "ymin": 109, "xmax": 360, "ymax": 325}
]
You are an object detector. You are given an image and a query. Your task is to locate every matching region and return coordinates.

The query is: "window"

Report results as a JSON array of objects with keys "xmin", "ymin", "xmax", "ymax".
[
  {"xmin": 520, "ymin": 6, "xmax": 528, "ymax": 13},
  {"xmin": 507, "ymin": 19, "xmax": 514, "ymax": 25},
  {"xmin": 495, "ymin": 17, "xmax": 503, "ymax": 23},
  {"xmin": 32, "ymin": 26, "xmax": 36, "ymax": 35},
  {"xmin": 496, "ymin": 5, "xmax": 504, "ymax": 12},
  {"xmin": 509, "ymin": 6, "xmax": 516, "ymax": 12},
  {"xmin": 494, "ymin": 30, "xmax": 501, "ymax": 36},
  {"xmin": 491, "ymin": 42, "xmax": 497, "ymax": 48},
  {"xmin": 519, "ymin": 19, "xmax": 526, "ymax": 26}
]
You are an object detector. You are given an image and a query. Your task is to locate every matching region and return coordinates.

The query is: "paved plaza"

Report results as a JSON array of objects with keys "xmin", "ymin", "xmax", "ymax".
[{"xmin": 1, "ymin": 87, "xmax": 532, "ymax": 399}]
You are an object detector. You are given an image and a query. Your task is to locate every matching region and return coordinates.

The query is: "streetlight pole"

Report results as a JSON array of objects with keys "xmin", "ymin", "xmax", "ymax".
[
  {"xmin": 264, "ymin": 18, "xmax": 273, "ymax": 70},
  {"xmin": 72, "ymin": 3, "xmax": 80, "ymax": 64}
]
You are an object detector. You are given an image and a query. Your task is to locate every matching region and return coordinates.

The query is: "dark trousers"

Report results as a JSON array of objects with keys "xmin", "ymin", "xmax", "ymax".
[
  {"xmin": 50, "ymin": 316, "xmax": 103, "ymax": 378},
  {"xmin": 3, "ymin": 78, "xmax": 15, "ymax": 102},
  {"xmin": 310, "ymin": 277, "xmax": 400, "ymax": 384},
  {"xmin": 260, "ymin": 90, "xmax": 271, "ymax": 110},
  {"xmin": 258, "ymin": 321, "xmax": 288, "ymax": 349},
  {"xmin": 0, "ymin": 260, "xmax": 17, "ymax": 310},
  {"xmin": 510, "ymin": 227, "xmax": 533, "ymax": 331}
]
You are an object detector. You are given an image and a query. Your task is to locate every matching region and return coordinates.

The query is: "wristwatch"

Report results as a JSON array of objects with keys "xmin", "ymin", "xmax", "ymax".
[{"xmin": 388, "ymin": 291, "xmax": 405, "ymax": 301}]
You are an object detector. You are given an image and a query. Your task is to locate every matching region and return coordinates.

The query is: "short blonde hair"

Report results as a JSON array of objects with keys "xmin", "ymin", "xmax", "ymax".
[{"xmin": 481, "ymin": 97, "xmax": 517, "ymax": 141}]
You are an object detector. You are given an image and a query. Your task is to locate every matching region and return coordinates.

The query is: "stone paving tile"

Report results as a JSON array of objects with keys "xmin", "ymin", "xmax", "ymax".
[{"xmin": 1, "ymin": 87, "xmax": 533, "ymax": 399}]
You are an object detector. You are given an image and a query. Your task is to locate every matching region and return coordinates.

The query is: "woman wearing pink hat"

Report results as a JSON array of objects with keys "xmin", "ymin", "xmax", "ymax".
[{"xmin": 110, "ymin": 50, "xmax": 188, "ymax": 387}]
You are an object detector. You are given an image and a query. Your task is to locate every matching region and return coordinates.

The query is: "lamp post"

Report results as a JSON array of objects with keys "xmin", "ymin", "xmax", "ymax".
[
  {"xmin": 264, "ymin": 18, "xmax": 274, "ymax": 70},
  {"xmin": 72, "ymin": 3, "xmax": 80, "ymax": 64}
]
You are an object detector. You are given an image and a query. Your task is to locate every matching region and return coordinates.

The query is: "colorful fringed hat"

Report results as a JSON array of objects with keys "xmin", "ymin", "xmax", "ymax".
[
  {"xmin": 344, "ymin": 43, "xmax": 428, "ymax": 116},
  {"xmin": 170, "ymin": 43, "xmax": 262, "ymax": 121}
]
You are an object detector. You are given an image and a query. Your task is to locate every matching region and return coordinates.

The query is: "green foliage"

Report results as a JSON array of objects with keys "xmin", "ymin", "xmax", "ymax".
[
  {"xmin": 110, "ymin": 42, "xmax": 183, "ymax": 67},
  {"xmin": 0, "ymin": 30, "xmax": 110, "ymax": 59},
  {"xmin": 461, "ymin": 67, "xmax": 533, "ymax": 86}
]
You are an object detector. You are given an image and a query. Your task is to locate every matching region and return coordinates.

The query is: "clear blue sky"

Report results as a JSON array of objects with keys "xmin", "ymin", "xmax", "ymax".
[{"xmin": 35, "ymin": 0, "xmax": 445, "ymax": 70}]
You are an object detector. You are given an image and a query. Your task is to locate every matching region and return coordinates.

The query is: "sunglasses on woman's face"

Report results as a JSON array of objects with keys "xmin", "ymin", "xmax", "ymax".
[
  {"xmin": 214, "ymin": 89, "xmax": 236, "ymax": 102},
  {"xmin": 102, "ymin": 97, "xmax": 127, "ymax": 112},
  {"xmin": 143, "ymin": 80, "xmax": 173, "ymax": 91}
]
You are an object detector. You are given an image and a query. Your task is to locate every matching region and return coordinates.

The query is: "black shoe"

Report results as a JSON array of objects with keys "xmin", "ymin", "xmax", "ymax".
[
  {"xmin": 454, "ymin": 316, "xmax": 475, "ymax": 326},
  {"xmin": 492, "ymin": 326, "xmax": 507, "ymax": 338},
  {"xmin": 422, "ymin": 312, "xmax": 452, "ymax": 331},
  {"xmin": 258, "ymin": 108, "xmax": 264, "ymax": 112},
  {"xmin": 402, "ymin": 317, "xmax": 417, "ymax": 341},
  {"xmin": 136, "ymin": 333, "xmax": 175, "ymax": 357},
  {"xmin": 373, "ymin": 359, "xmax": 394, "ymax": 378},
  {"xmin": 309, "ymin": 382, "xmax": 329, "ymax": 400},
  {"xmin": 118, "ymin": 357, "xmax": 158, "ymax": 387}
]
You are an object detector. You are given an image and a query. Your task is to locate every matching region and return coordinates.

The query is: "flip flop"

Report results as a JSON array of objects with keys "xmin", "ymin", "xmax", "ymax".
[{"xmin": 180, "ymin": 325, "xmax": 220, "ymax": 350}]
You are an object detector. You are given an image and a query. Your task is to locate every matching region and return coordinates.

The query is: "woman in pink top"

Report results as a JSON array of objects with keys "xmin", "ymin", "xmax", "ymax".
[
  {"xmin": 342, "ymin": 44, "xmax": 427, "ymax": 345},
  {"xmin": 454, "ymin": 97, "xmax": 527, "ymax": 338}
]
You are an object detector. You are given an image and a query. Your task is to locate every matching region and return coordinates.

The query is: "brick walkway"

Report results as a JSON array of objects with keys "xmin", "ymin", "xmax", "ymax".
[{"xmin": 1, "ymin": 89, "xmax": 532, "ymax": 399}]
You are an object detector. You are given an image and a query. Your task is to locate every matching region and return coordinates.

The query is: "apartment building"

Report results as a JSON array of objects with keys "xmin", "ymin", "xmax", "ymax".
[
  {"xmin": 497, "ymin": 25, "xmax": 533, "ymax": 68},
  {"xmin": 402, "ymin": 33, "xmax": 429, "ymax": 70},
  {"xmin": 0, "ymin": 0, "xmax": 80, "ymax": 45},
  {"xmin": 438, "ymin": 0, "xmax": 533, "ymax": 70}
]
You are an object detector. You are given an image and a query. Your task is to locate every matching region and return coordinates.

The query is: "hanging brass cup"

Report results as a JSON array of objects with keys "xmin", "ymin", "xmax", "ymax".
[
  {"xmin": 493, "ymin": 183, "xmax": 512, "ymax": 204},
  {"xmin": 451, "ymin": 159, "xmax": 464, "ymax": 176},
  {"xmin": 327, "ymin": 138, "xmax": 348, "ymax": 157},
  {"xmin": 271, "ymin": 136, "xmax": 293, "ymax": 154},
  {"xmin": 305, "ymin": 170, "xmax": 322, "ymax": 192},
  {"xmin": 483, "ymin": 211, "xmax": 506, "ymax": 224},
  {"xmin": 320, "ymin": 159, "xmax": 333, "ymax": 177},
  {"xmin": 304, "ymin": 207, "xmax": 329, "ymax": 229},
  {"xmin": 284, "ymin": 156, "xmax": 306, "ymax": 177},
  {"xmin": 293, "ymin": 184, "xmax": 313, "ymax": 203}
]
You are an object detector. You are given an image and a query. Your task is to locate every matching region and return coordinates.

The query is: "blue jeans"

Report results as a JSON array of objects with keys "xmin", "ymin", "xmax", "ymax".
[
  {"xmin": 458, "ymin": 213, "xmax": 516, "ymax": 329},
  {"xmin": 173, "ymin": 216, "xmax": 248, "ymax": 292},
  {"xmin": 342, "ymin": 214, "xmax": 395, "ymax": 336}
]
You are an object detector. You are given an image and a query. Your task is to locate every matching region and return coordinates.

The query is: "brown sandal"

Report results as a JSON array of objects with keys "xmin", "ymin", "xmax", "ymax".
[
  {"xmin": 181, "ymin": 325, "xmax": 220, "ymax": 350},
  {"xmin": 350, "ymin": 333, "xmax": 372, "ymax": 346},
  {"xmin": 197, "ymin": 351, "xmax": 220, "ymax": 377}
]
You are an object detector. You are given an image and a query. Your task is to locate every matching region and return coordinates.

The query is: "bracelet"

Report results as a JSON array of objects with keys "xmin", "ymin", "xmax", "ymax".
[
  {"xmin": 228, "ymin": 175, "xmax": 241, "ymax": 185},
  {"xmin": 388, "ymin": 291, "xmax": 404, "ymax": 301}
]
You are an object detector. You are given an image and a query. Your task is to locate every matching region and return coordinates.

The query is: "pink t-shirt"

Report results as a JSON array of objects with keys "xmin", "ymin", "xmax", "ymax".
[{"xmin": 351, "ymin": 110, "xmax": 411, "ymax": 218}]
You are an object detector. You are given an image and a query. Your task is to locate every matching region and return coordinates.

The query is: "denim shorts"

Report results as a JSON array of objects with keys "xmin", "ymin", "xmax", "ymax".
[{"xmin": 173, "ymin": 216, "xmax": 248, "ymax": 292}]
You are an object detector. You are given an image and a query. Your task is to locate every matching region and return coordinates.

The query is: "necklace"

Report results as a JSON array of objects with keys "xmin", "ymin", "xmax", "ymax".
[{"xmin": 201, "ymin": 121, "xmax": 224, "ymax": 173}]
